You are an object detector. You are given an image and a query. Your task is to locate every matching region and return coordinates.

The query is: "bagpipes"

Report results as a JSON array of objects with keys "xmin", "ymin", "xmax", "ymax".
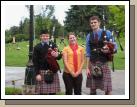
[
  {"xmin": 45, "ymin": 26, "xmax": 62, "ymax": 73},
  {"xmin": 101, "ymin": 31, "xmax": 115, "ymax": 62},
  {"xmin": 101, "ymin": 6, "xmax": 116, "ymax": 72},
  {"xmin": 45, "ymin": 47, "xmax": 61, "ymax": 73},
  {"xmin": 44, "ymin": 47, "xmax": 61, "ymax": 84}
]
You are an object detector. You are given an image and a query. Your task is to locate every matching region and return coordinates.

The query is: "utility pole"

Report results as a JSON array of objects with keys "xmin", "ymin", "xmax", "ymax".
[
  {"xmin": 24, "ymin": 5, "xmax": 36, "ymax": 91},
  {"xmin": 28, "ymin": 5, "xmax": 34, "ymax": 61}
]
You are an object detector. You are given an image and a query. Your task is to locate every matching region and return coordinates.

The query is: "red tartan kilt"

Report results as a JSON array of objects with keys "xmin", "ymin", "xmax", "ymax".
[
  {"xmin": 86, "ymin": 61, "xmax": 112, "ymax": 92},
  {"xmin": 35, "ymin": 70, "xmax": 60, "ymax": 94}
]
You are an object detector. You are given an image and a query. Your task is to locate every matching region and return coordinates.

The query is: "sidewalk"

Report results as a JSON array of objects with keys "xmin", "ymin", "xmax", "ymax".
[{"xmin": 5, "ymin": 67, "xmax": 125, "ymax": 95}]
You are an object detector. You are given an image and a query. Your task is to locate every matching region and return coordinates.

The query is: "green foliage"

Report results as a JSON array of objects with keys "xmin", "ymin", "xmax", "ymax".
[
  {"xmin": 5, "ymin": 87, "xmax": 22, "ymax": 95},
  {"xmin": 64, "ymin": 5, "xmax": 125, "ymax": 38},
  {"xmin": 15, "ymin": 34, "xmax": 29, "ymax": 42},
  {"xmin": 111, "ymin": 50, "xmax": 125, "ymax": 70},
  {"xmin": 56, "ymin": 92, "xmax": 65, "ymax": 95},
  {"xmin": 108, "ymin": 5, "xmax": 125, "ymax": 37},
  {"xmin": 5, "ymin": 34, "xmax": 29, "ymax": 43},
  {"xmin": 10, "ymin": 26, "xmax": 19, "ymax": 36},
  {"xmin": 22, "ymin": 18, "xmax": 29, "ymax": 35},
  {"xmin": 5, "ymin": 36, "xmax": 12, "ymax": 43}
]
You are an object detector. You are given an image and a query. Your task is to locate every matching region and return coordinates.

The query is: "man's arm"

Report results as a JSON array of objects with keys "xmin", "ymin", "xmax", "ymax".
[
  {"xmin": 86, "ymin": 33, "xmax": 91, "ymax": 57},
  {"xmin": 86, "ymin": 34, "xmax": 92, "ymax": 77}
]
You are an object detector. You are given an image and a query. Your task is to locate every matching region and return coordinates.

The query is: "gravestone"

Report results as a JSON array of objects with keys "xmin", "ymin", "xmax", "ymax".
[
  {"xmin": 16, "ymin": 44, "xmax": 21, "ymax": 50},
  {"xmin": 12, "ymin": 36, "xmax": 16, "ymax": 44}
]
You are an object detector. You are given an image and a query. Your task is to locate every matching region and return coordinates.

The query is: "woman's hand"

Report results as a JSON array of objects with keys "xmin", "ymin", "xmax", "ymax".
[
  {"xmin": 75, "ymin": 70, "xmax": 81, "ymax": 77},
  {"xmin": 70, "ymin": 72, "xmax": 76, "ymax": 77}
]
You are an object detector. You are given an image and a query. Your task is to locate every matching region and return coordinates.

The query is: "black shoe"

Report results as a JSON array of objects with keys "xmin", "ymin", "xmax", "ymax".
[
  {"xmin": 48, "ymin": 93, "xmax": 56, "ymax": 95},
  {"xmin": 90, "ymin": 92, "xmax": 97, "ymax": 95},
  {"xmin": 40, "ymin": 93, "xmax": 44, "ymax": 95}
]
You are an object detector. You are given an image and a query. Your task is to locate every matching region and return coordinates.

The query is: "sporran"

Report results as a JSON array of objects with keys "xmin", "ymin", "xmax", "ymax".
[
  {"xmin": 91, "ymin": 63, "xmax": 103, "ymax": 79},
  {"xmin": 44, "ymin": 70, "xmax": 54, "ymax": 84}
]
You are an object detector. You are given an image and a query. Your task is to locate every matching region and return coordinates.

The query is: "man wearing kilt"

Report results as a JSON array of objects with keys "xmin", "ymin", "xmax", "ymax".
[
  {"xmin": 86, "ymin": 16, "xmax": 117, "ymax": 95},
  {"xmin": 33, "ymin": 30, "xmax": 61, "ymax": 95}
]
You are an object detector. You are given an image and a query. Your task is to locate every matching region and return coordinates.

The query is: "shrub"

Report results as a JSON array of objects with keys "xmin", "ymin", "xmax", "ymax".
[
  {"xmin": 15, "ymin": 34, "xmax": 29, "ymax": 42},
  {"xmin": 5, "ymin": 36, "xmax": 12, "ymax": 43}
]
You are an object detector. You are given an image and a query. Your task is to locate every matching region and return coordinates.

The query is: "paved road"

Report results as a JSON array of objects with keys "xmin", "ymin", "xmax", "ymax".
[{"xmin": 5, "ymin": 67, "xmax": 125, "ymax": 95}]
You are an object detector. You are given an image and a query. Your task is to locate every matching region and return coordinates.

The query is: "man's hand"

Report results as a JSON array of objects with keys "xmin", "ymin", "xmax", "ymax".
[
  {"xmin": 86, "ymin": 68, "xmax": 91, "ymax": 78},
  {"xmin": 101, "ymin": 48, "xmax": 110, "ymax": 53},
  {"xmin": 101, "ymin": 44, "xmax": 110, "ymax": 54},
  {"xmin": 51, "ymin": 50, "xmax": 58, "ymax": 57},
  {"xmin": 36, "ymin": 74, "xmax": 42, "ymax": 81}
]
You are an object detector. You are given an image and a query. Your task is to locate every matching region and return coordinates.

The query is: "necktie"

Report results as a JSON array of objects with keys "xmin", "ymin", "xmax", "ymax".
[{"xmin": 94, "ymin": 33, "xmax": 98, "ymax": 43}]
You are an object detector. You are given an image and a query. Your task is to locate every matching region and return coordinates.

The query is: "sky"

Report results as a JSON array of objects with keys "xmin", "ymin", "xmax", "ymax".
[{"xmin": 5, "ymin": 5, "xmax": 70, "ymax": 30}]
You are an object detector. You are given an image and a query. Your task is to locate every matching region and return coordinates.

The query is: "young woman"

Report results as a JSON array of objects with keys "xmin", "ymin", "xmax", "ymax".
[{"xmin": 62, "ymin": 32, "xmax": 85, "ymax": 95}]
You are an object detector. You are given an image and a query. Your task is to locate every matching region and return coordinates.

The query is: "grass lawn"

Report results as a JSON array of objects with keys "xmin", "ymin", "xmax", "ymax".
[{"xmin": 5, "ymin": 37, "xmax": 125, "ymax": 70}]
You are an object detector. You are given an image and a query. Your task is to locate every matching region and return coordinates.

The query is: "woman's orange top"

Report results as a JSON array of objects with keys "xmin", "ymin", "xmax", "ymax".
[{"xmin": 62, "ymin": 45, "xmax": 85, "ymax": 73}]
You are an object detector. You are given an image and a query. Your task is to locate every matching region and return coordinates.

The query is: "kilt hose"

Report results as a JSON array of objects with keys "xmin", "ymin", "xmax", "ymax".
[
  {"xmin": 35, "ymin": 70, "xmax": 60, "ymax": 94},
  {"xmin": 86, "ymin": 61, "xmax": 112, "ymax": 92}
]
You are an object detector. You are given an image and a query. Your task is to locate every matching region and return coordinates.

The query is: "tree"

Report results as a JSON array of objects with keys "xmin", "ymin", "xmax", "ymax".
[
  {"xmin": 64, "ymin": 5, "xmax": 125, "ymax": 37},
  {"xmin": 64, "ymin": 5, "xmax": 103, "ymax": 35},
  {"xmin": 108, "ymin": 5, "xmax": 125, "ymax": 37},
  {"xmin": 24, "ymin": 5, "xmax": 55, "ymax": 38},
  {"xmin": 10, "ymin": 26, "xmax": 19, "ymax": 36},
  {"xmin": 22, "ymin": 18, "xmax": 29, "ymax": 36},
  {"xmin": 34, "ymin": 5, "xmax": 55, "ymax": 37},
  {"xmin": 19, "ymin": 20, "xmax": 23, "ymax": 34}
]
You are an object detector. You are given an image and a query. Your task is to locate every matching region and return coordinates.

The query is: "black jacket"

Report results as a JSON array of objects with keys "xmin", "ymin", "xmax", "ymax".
[{"xmin": 32, "ymin": 41, "xmax": 61, "ymax": 75}]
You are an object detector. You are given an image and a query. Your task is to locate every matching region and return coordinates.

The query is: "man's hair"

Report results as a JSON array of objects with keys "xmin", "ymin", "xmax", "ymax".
[
  {"xmin": 40, "ymin": 29, "xmax": 49, "ymax": 35},
  {"xmin": 67, "ymin": 32, "xmax": 76, "ymax": 39},
  {"xmin": 89, "ymin": 16, "xmax": 101, "ymax": 23}
]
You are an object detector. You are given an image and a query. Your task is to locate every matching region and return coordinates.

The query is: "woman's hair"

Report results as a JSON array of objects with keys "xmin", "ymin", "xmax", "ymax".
[
  {"xmin": 67, "ymin": 32, "xmax": 76, "ymax": 39},
  {"xmin": 89, "ymin": 16, "xmax": 101, "ymax": 23}
]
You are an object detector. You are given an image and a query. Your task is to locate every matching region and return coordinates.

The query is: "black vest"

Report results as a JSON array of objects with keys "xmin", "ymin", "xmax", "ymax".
[{"xmin": 89, "ymin": 31, "xmax": 109, "ymax": 63}]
